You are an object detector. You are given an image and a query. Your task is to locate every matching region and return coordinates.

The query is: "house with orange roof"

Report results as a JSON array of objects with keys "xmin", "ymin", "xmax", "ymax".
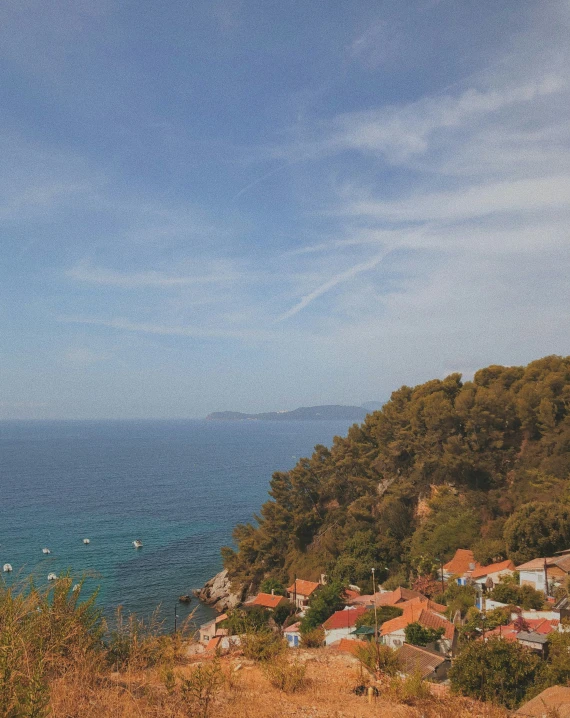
[
  {"xmin": 381, "ymin": 604, "xmax": 455, "ymax": 654},
  {"xmin": 349, "ymin": 586, "xmax": 423, "ymax": 607},
  {"xmin": 244, "ymin": 592, "xmax": 289, "ymax": 611},
  {"xmin": 397, "ymin": 596, "xmax": 447, "ymax": 614},
  {"xmin": 322, "ymin": 606, "xmax": 368, "ymax": 645},
  {"xmin": 199, "ymin": 613, "xmax": 228, "ymax": 645},
  {"xmin": 287, "ymin": 578, "xmax": 321, "ymax": 610},
  {"xmin": 442, "ymin": 549, "xmax": 480, "ymax": 586},
  {"xmin": 471, "ymin": 559, "xmax": 515, "ymax": 590}
]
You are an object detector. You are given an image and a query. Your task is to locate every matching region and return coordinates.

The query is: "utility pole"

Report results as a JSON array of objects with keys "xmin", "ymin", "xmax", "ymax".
[
  {"xmin": 544, "ymin": 557, "xmax": 549, "ymax": 598},
  {"xmin": 439, "ymin": 557, "xmax": 445, "ymax": 595},
  {"xmin": 371, "ymin": 567, "xmax": 378, "ymax": 643}
]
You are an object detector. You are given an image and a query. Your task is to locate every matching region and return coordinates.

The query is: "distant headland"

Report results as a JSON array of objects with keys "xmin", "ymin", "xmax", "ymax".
[{"xmin": 205, "ymin": 404, "xmax": 376, "ymax": 421}]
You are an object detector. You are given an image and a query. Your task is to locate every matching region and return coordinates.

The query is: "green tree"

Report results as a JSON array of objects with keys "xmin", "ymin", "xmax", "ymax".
[
  {"xmin": 504, "ymin": 502, "xmax": 570, "ymax": 565},
  {"xmin": 259, "ymin": 578, "xmax": 285, "ymax": 596},
  {"xmin": 272, "ymin": 601, "xmax": 295, "ymax": 627},
  {"xmin": 449, "ymin": 637, "xmax": 540, "ymax": 708},
  {"xmin": 404, "ymin": 622, "xmax": 444, "ymax": 647},
  {"xmin": 299, "ymin": 581, "xmax": 345, "ymax": 633},
  {"xmin": 355, "ymin": 605, "xmax": 403, "ymax": 629}
]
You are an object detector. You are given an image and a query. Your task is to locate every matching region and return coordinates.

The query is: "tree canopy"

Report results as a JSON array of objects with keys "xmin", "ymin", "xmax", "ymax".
[{"xmin": 221, "ymin": 356, "xmax": 570, "ymax": 594}]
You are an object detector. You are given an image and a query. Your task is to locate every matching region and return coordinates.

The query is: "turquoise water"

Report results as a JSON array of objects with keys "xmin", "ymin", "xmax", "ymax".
[{"xmin": 0, "ymin": 419, "xmax": 354, "ymax": 629}]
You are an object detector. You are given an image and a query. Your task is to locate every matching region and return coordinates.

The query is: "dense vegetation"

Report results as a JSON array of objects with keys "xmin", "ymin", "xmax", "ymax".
[{"xmin": 222, "ymin": 356, "xmax": 570, "ymax": 592}]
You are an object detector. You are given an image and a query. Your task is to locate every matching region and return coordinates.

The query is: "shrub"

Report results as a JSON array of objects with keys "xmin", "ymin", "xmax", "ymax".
[
  {"xmin": 241, "ymin": 630, "xmax": 286, "ymax": 661},
  {"xmin": 272, "ymin": 601, "xmax": 296, "ymax": 626},
  {"xmin": 449, "ymin": 636, "xmax": 540, "ymax": 708},
  {"xmin": 356, "ymin": 642, "xmax": 400, "ymax": 675},
  {"xmin": 300, "ymin": 626, "xmax": 324, "ymax": 648},
  {"xmin": 259, "ymin": 578, "xmax": 285, "ymax": 596},
  {"xmin": 387, "ymin": 669, "xmax": 432, "ymax": 704},
  {"xmin": 404, "ymin": 621, "xmax": 444, "ymax": 647},
  {"xmin": 355, "ymin": 605, "xmax": 402, "ymax": 629},
  {"xmin": 180, "ymin": 660, "xmax": 224, "ymax": 718},
  {"xmin": 300, "ymin": 581, "xmax": 345, "ymax": 632},
  {"xmin": 106, "ymin": 606, "xmax": 176, "ymax": 669},
  {"xmin": 263, "ymin": 657, "xmax": 307, "ymax": 692}
]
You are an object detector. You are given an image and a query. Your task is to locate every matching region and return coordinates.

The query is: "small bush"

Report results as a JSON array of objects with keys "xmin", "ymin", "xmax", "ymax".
[
  {"xmin": 387, "ymin": 669, "xmax": 432, "ymax": 704},
  {"xmin": 264, "ymin": 657, "xmax": 307, "ymax": 693},
  {"xmin": 181, "ymin": 660, "xmax": 225, "ymax": 718},
  {"xmin": 300, "ymin": 626, "xmax": 324, "ymax": 648},
  {"xmin": 241, "ymin": 630, "xmax": 286, "ymax": 661},
  {"xmin": 356, "ymin": 642, "xmax": 400, "ymax": 675}
]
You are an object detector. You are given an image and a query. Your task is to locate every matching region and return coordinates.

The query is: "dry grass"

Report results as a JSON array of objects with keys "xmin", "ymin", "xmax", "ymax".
[
  {"xmin": 1, "ymin": 581, "xmax": 509, "ymax": 718},
  {"xmin": 49, "ymin": 649, "xmax": 510, "ymax": 718}
]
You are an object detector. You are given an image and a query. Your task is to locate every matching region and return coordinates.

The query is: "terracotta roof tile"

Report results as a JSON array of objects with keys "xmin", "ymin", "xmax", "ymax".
[
  {"xmin": 471, "ymin": 560, "xmax": 515, "ymax": 579},
  {"xmin": 206, "ymin": 636, "xmax": 222, "ymax": 651},
  {"xmin": 337, "ymin": 638, "xmax": 367, "ymax": 656},
  {"xmin": 246, "ymin": 592, "xmax": 286, "ymax": 609},
  {"xmin": 381, "ymin": 606, "xmax": 455, "ymax": 641},
  {"xmin": 398, "ymin": 596, "xmax": 447, "ymax": 614},
  {"xmin": 516, "ymin": 557, "xmax": 554, "ymax": 571},
  {"xmin": 323, "ymin": 606, "xmax": 367, "ymax": 630},
  {"xmin": 516, "ymin": 686, "xmax": 570, "ymax": 716},
  {"xmin": 443, "ymin": 549, "xmax": 479, "ymax": 576},
  {"xmin": 396, "ymin": 644, "xmax": 447, "ymax": 678},
  {"xmin": 283, "ymin": 622, "xmax": 301, "ymax": 633},
  {"xmin": 287, "ymin": 579, "xmax": 320, "ymax": 597}
]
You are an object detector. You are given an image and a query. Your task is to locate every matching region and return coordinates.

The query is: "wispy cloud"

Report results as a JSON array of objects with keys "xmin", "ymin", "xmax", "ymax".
[
  {"xmin": 67, "ymin": 260, "xmax": 239, "ymax": 287},
  {"xmin": 277, "ymin": 252, "xmax": 389, "ymax": 321},
  {"xmin": 58, "ymin": 315, "xmax": 273, "ymax": 340}
]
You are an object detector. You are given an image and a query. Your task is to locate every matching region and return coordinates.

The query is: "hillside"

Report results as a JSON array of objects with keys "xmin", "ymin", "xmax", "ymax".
[
  {"xmin": 206, "ymin": 405, "xmax": 369, "ymax": 421},
  {"xmin": 221, "ymin": 356, "xmax": 570, "ymax": 594}
]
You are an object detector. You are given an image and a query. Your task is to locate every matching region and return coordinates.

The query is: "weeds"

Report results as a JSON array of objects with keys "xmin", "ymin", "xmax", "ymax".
[
  {"xmin": 180, "ymin": 659, "xmax": 225, "ymax": 718},
  {"xmin": 356, "ymin": 642, "xmax": 400, "ymax": 675},
  {"xmin": 240, "ymin": 629, "xmax": 286, "ymax": 661},
  {"xmin": 263, "ymin": 657, "xmax": 307, "ymax": 693}
]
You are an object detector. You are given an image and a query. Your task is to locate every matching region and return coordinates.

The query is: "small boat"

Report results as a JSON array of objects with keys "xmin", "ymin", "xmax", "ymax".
[
  {"xmin": 83, "ymin": 539, "xmax": 90, "ymax": 544},
  {"xmin": 178, "ymin": 594, "xmax": 191, "ymax": 603},
  {"xmin": 47, "ymin": 572, "xmax": 57, "ymax": 581},
  {"xmin": 72, "ymin": 584, "xmax": 80, "ymax": 592},
  {"xmin": 133, "ymin": 539, "xmax": 143, "ymax": 549},
  {"xmin": 3, "ymin": 563, "xmax": 13, "ymax": 573},
  {"xmin": 42, "ymin": 548, "xmax": 51, "ymax": 554}
]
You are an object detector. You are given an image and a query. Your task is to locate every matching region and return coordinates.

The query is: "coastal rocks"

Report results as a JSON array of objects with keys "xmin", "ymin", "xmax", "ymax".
[{"xmin": 193, "ymin": 569, "xmax": 243, "ymax": 612}]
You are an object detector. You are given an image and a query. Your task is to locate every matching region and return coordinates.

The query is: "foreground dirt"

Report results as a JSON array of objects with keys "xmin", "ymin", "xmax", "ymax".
[{"xmin": 49, "ymin": 647, "xmax": 508, "ymax": 718}]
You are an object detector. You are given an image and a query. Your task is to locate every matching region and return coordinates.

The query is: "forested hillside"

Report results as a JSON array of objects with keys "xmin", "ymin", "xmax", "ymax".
[{"xmin": 222, "ymin": 356, "xmax": 570, "ymax": 594}]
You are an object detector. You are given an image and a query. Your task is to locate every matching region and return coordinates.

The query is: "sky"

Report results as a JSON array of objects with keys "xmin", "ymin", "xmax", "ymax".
[{"xmin": 1, "ymin": 0, "xmax": 569, "ymax": 419}]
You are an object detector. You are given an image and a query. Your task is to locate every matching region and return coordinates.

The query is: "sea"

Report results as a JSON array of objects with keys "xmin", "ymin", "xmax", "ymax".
[{"xmin": 0, "ymin": 419, "xmax": 355, "ymax": 631}]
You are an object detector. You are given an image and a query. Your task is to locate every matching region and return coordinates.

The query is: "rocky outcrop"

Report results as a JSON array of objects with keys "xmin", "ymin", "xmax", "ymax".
[{"xmin": 193, "ymin": 569, "xmax": 243, "ymax": 612}]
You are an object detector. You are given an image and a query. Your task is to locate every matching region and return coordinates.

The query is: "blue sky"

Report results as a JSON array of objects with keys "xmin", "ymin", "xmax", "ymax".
[{"xmin": 1, "ymin": 0, "xmax": 569, "ymax": 419}]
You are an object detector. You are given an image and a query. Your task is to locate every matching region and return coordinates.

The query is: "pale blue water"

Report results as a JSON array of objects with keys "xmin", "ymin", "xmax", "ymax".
[{"xmin": 0, "ymin": 419, "xmax": 354, "ymax": 630}]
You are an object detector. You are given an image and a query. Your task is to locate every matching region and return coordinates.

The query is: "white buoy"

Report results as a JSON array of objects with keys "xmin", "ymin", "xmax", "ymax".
[
  {"xmin": 83, "ymin": 539, "xmax": 90, "ymax": 544},
  {"xmin": 3, "ymin": 563, "xmax": 13, "ymax": 572},
  {"xmin": 47, "ymin": 572, "xmax": 57, "ymax": 581},
  {"xmin": 42, "ymin": 548, "xmax": 51, "ymax": 555}
]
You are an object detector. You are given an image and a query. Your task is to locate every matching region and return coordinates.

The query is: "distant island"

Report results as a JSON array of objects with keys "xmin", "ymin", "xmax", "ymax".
[{"xmin": 205, "ymin": 404, "xmax": 371, "ymax": 421}]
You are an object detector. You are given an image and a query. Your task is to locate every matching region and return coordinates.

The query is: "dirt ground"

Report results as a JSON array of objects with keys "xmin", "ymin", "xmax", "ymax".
[{"xmin": 49, "ymin": 647, "xmax": 508, "ymax": 718}]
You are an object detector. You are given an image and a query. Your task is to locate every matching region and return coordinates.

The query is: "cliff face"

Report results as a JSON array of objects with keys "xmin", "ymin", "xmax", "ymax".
[{"xmin": 194, "ymin": 569, "xmax": 243, "ymax": 612}]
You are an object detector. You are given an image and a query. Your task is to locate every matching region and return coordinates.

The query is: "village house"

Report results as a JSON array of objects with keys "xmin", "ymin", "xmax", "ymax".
[
  {"xmin": 322, "ymin": 606, "xmax": 367, "ymax": 646},
  {"xmin": 349, "ymin": 586, "xmax": 423, "ymax": 607},
  {"xmin": 287, "ymin": 578, "xmax": 321, "ymax": 611},
  {"xmin": 442, "ymin": 549, "xmax": 480, "ymax": 585},
  {"xmin": 199, "ymin": 613, "xmax": 228, "ymax": 645},
  {"xmin": 284, "ymin": 621, "xmax": 302, "ymax": 648},
  {"xmin": 380, "ymin": 604, "xmax": 456, "ymax": 654},
  {"xmin": 517, "ymin": 553, "xmax": 570, "ymax": 595},
  {"xmin": 470, "ymin": 559, "xmax": 515, "ymax": 590},
  {"xmin": 516, "ymin": 630, "xmax": 549, "ymax": 655},
  {"xmin": 243, "ymin": 592, "xmax": 289, "ymax": 611},
  {"xmin": 396, "ymin": 643, "xmax": 451, "ymax": 682}
]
